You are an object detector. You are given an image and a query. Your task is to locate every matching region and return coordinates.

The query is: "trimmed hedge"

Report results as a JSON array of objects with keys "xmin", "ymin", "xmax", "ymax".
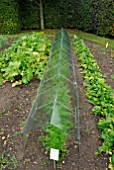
[
  {"xmin": 19, "ymin": 0, "xmax": 78, "ymax": 29},
  {"xmin": 0, "ymin": 0, "xmax": 114, "ymax": 37},
  {"xmin": 19, "ymin": 0, "xmax": 113, "ymax": 37},
  {"xmin": 76, "ymin": 0, "xmax": 114, "ymax": 37},
  {"xmin": 92, "ymin": 0, "xmax": 114, "ymax": 37},
  {"xmin": 0, "ymin": 0, "xmax": 21, "ymax": 34},
  {"xmin": 75, "ymin": 0, "xmax": 93, "ymax": 32},
  {"xmin": 19, "ymin": 0, "xmax": 40, "ymax": 29},
  {"xmin": 44, "ymin": 0, "xmax": 78, "ymax": 29},
  {"xmin": 43, "ymin": 0, "xmax": 61, "ymax": 28}
]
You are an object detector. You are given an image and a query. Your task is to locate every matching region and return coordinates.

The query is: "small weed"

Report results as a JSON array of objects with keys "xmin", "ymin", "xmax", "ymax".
[
  {"xmin": 41, "ymin": 161, "xmax": 48, "ymax": 167},
  {"xmin": 0, "ymin": 35, "xmax": 8, "ymax": 49},
  {"xmin": 19, "ymin": 121, "xmax": 25, "ymax": 129},
  {"xmin": 14, "ymin": 131, "xmax": 20, "ymax": 137},
  {"xmin": 0, "ymin": 128, "xmax": 4, "ymax": 133},
  {"xmin": 111, "ymin": 75, "xmax": 114, "ymax": 79},
  {"xmin": 0, "ymin": 110, "xmax": 11, "ymax": 117},
  {"xmin": 5, "ymin": 110, "xmax": 11, "ymax": 116},
  {"xmin": 85, "ymin": 127, "xmax": 92, "ymax": 133},
  {"xmin": 0, "ymin": 154, "xmax": 10, "ymax": 169},
  {"xmin": 11, "ymin": 155, "xmax": 18, "ymax": 168},
  {"xmin": 0, "ymin": 154, "xmax": 18, "ymax": 169},
  {"xmin": 79, "ymin": 105, "xmax": 83, "ymax": 109},
  {"xmin": 21, "ymin": 93, "xmax": 27, "ymax": 98},
  {"xmin": 18, "ymin": 104, "xmax": 24, "ymax": 111},
  {"xmin": 0, "ymin": 111, "xmax": 3, "ymax": 117}
]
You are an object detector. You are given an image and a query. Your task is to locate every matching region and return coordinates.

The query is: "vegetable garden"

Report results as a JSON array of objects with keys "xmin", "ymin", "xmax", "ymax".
[{"xmin": 0, "ymin": 29, "xmax": 114, "ymax": 170}]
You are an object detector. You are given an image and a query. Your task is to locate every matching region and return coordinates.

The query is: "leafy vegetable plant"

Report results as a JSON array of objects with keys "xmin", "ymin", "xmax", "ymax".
[
  {"xmin": 0, "ymin": 32, "xmax": 51, "ymax": 86},
  {"xmin": 73, "ymin": 35, "xmax": 114, "ymax": 169}
]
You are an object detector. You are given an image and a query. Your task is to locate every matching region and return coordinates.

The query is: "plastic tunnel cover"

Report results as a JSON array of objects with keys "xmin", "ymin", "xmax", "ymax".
[{"xmin": 22, "ymin": 28, "xmax": 78, "ymax": 136}]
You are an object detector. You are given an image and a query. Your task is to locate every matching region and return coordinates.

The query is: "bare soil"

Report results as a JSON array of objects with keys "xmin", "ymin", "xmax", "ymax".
[{"xmin": 0, "ymin": 38, "xmax": 114, "ymax": 170}]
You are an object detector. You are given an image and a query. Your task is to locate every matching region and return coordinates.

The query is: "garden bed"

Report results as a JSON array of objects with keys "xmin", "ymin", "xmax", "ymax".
[{"xmin": 0, "ymin": 36, "xmax": 114, "ymax": 170}]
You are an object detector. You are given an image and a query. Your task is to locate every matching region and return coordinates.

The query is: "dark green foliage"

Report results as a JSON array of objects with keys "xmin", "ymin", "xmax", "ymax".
[
  {"xmin": 19, "ymin": 0, "xmax": 40, "ymax": 29},
  {"xmin": 0, "ymin": 0, "xmax": 113, "ymax": 37},
  {"xmin": 59, "ymin": 0, "xmax": 78, "ymax": 28},
  {"xmin": 43, "ymin": 0, "xmax": 61, "ymax": 28},
  {"xmin": 0, "ymin": 0, "xmax": 21, "ymax": 34},
  {"xmin": 19, "ymin": 0, "xmax": 113, "ymax": 37},
  {"xmin": 19, "ymin": 0, "xmax": 78, "ymax": 29},
  {"xmin": 76, "ymin": 0, "xmax": 114, "ymax": 37},
  {"xmin": 75, "ymin": 0, "xmax": 93, "ymax": 31},
  {"xmin": 92, "ymin": 0, "xmax": 114, "ymax": 36}
]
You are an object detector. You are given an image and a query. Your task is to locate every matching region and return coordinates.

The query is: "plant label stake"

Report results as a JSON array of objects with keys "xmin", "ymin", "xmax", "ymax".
[{"xmin": 50, "ymin": 148, "xmax": 59, "ymax": 169}]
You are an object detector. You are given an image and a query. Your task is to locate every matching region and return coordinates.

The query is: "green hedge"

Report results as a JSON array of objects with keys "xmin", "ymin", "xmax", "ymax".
[
  {"xmin": 0, "ymin": 0, "xmax": 114, "ymax": 37},
  {"xmin": 0, "ymin": 0, "xmax": 21, "ymax": 34},
  {"xmin": 19, "ymin": 0, "xmax": 77, "ymax": 29},
  {"xmin": 44, "ymin": 0, "xmax": 78, "ymax": 29},
  {"xmin": 19, "ymin": 0, "xmax": 113, "ymax": 37},
  {"xmin": 92, "ymin": 0, "xmax": 114, "ymax": 37},
  {"xmin": 76, "ymin": 0, "xmax": 93, "ymax": 31},
  {"xmin": 19, "ymin": 0, "xmax": 40, "ymax": 29},
  {"xmin": 76, "ymin": 0, "xmax": 114, "ymax": 37},
  {"xmin": 43, "ymin": 0, "xmax": 61, "ymax": 28}
]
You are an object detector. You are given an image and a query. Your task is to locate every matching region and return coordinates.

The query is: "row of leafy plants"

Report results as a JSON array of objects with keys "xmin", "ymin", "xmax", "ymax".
[
  {"xmin": 0, "ymin": 32, "xmax": 51, "ymax": 86},
  {"xmin": 73, "ymin": 36, "xmax": 114, "ymax": 169}
]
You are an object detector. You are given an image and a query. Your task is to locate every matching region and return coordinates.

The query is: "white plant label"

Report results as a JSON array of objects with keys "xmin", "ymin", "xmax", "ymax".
[{"xmin": 50, "ymin": 148, "xmax": 59, "ymax": 161}]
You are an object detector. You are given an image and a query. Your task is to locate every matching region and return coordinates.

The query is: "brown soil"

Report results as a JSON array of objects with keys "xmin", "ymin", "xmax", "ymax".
[{"xmin": 0, "ymin": 39, "xmax": 114, "ymax": 170}]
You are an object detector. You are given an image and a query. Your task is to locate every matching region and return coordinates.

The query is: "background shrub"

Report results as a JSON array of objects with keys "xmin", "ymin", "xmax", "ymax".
[
  {"xmin": 0, "ymin": 0, "xmax": 21, "ymax": 34},
  {"xmin": 92, "ymin": 0, "xmax": 114, "ymax": 37}
]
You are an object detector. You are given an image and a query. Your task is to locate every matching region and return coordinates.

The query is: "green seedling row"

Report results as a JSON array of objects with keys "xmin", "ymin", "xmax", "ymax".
[
  {"xmin": 22, "ymin": 29, "xmax": 76, "ymax": 161},
  {"xmin": 73, "ymin": 35, "xmax": 114, "ymax": 170},
  {"xmin": 39, "ymin": 30, "xmax": 74, "ymax": 158}
]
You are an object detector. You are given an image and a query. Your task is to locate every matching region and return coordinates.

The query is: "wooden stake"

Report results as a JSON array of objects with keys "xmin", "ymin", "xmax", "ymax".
[{"xmin": 53, "ymin": 160, "xmax": 56, "ymax": 169}]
